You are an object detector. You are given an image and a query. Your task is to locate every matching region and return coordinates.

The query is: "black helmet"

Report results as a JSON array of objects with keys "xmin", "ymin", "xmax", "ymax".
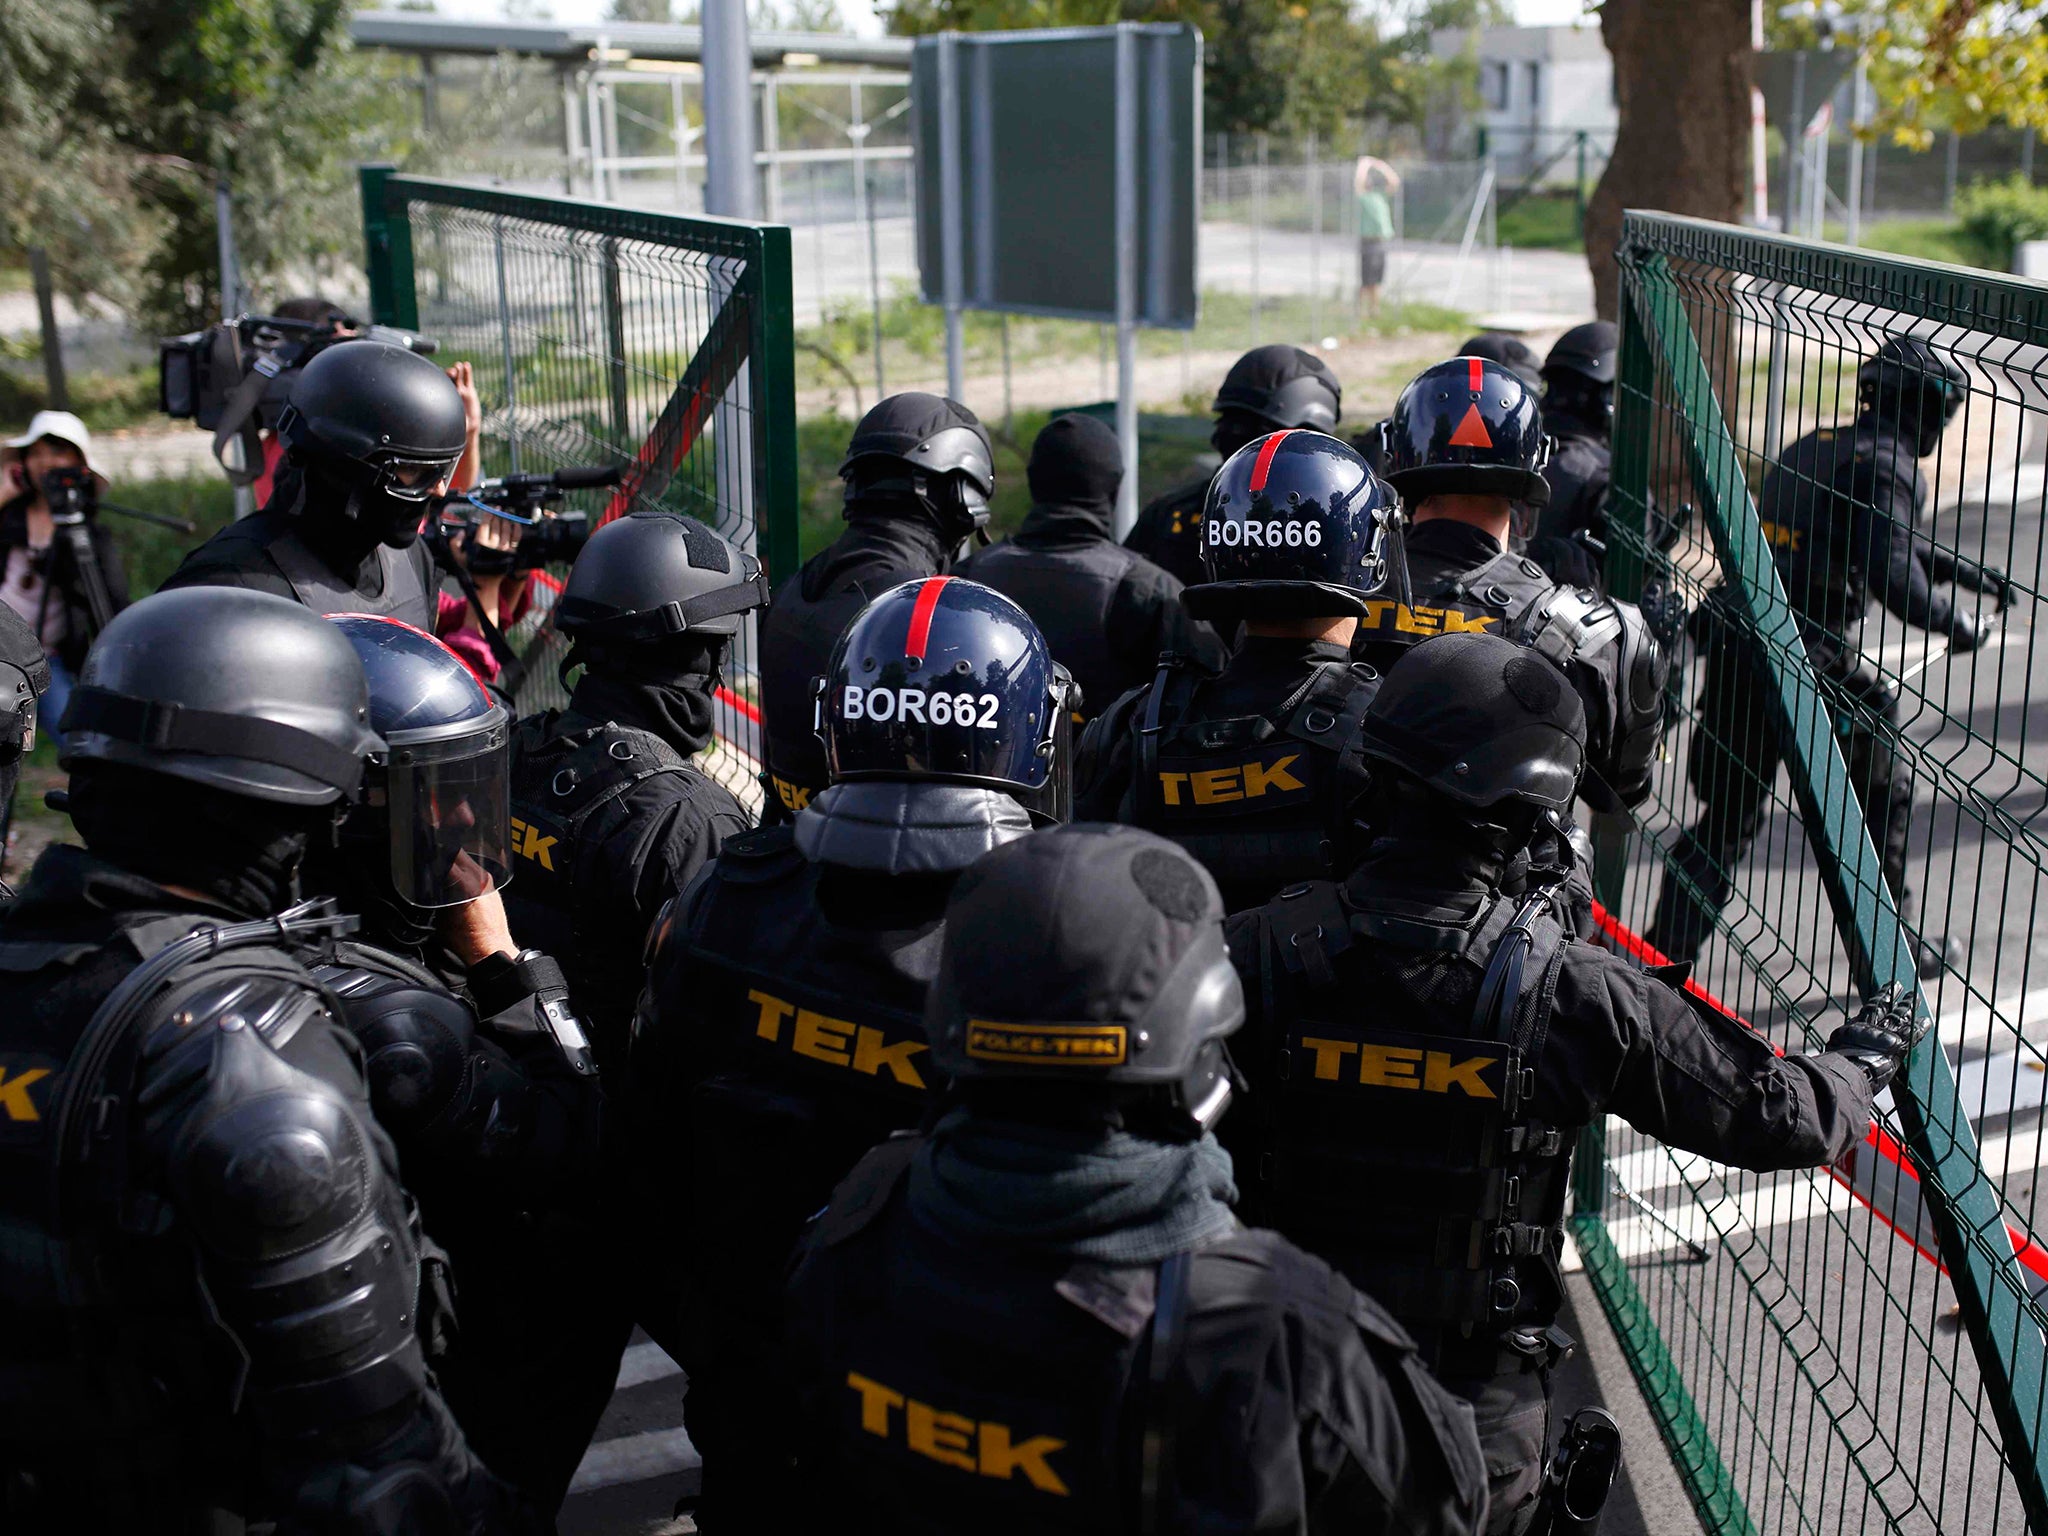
[
  {"xmin": 1459, "ymin": 333, "xmax": 1543, "ymax": 389},
  {"xmin": 60, "ymin": 588, "xmax": 379, "ymax": 806},
  {"xmin": 1544, "ymin": 322, "xmax": 1618, "ymax": 386},
  {"xmin": 279, "ymin": 340, "xmax": 467, "ymax": 494},
  {"xmin": 329, "ymin": 614, "xmax": 513, "ymax": 913},
  {"xmin": 1858, "ymin": 335, "xmax": 1967, "ymax": 456},
  {"xmin": 556, "ymin": 511, "xmax": 769, "ymax": 644},
  {"xmin": 838, "ymin": 392, "xmax": 995, "ymax": 539},
  {"xmin": 1214, "ymin": 344, "xmax": 1342, "ymax": 435},
  {"xmin": 1384, "ymin": 356, "xmax": 1551, "ymax": 507},
  {"xmin": 1356, "ymin": 632, "xmax": 1585, "ymax": 813},
  {"xmin": 817, "ymin": 576, "xmax": 1069, "ymax": 802},
  {"xmin": 0, "ymin": 604, "xmax": 46, "ymax": 807},
  {"xmin": 925, "ymin": 823, "xmax": 1245, "ymax": 1136},
  {"xmin": 1184, "ymin": 429, "xmax": 1401, "ymax": 622}
]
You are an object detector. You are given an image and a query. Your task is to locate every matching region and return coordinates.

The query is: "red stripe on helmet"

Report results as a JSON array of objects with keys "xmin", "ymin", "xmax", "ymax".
[
  {"xmin": 1248, "ymin": 430, "xmax": 1294, "ymax": 494},
  {"xmin": 1468, "ymin": 356, "xmax": 1484, "ymax": 393},
  {"xmin": 904, "ymin": 575, "xmax": 952, "ymax": 661}
]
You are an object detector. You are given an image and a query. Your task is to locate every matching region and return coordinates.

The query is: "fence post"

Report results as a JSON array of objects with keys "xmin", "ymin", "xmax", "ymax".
[
  {"xmin": 359, "ymin": 165, "xmax": 417, "ymax": 330},
  {"xmin": 601, "ymin": 236, "xmax": 630, "ymax": 441},
  {"xmin": 27, "ymin": 249, "xmax": 67, "ymax": 410},
  {"xmin": 753, "ymin": 224, "xmax": 801, "ymax": 585},
  {"xmin": 1626, "ymin": 237, "xmax": 2048, "ymax": 1536}
]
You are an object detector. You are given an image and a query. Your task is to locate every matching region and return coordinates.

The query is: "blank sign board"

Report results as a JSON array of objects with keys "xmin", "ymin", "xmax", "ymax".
[{"xmin": 912, "ymin": 25, "xmax": 1201, "ymax": 329}]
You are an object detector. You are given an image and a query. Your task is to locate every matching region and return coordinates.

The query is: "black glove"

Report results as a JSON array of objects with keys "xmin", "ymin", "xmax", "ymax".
[
  {"xmin": 1985, "ymin": 566, "xmax": 2016, "ymax": 610},
  {"xmin": 1946, "ymin": 608, "xmax": 1984, "ymax": 653},
  {"xmin": 1826, "ymin": 981, "xmax": 1931, "ymax": 1091}
]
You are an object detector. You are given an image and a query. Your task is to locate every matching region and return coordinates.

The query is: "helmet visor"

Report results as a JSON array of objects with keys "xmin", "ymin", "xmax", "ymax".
[
  {"xmin": 379, "ymin": 453, "xmax": 461, "ymax": 500},
  {"xmin": 387, "ymin": 733, "xmax": 513, "ymax": 908}
]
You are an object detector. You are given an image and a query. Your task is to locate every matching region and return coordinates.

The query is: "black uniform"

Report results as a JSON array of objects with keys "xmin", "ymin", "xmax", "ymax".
[
  {"xmin": 1076, "ymin": 638, "xmax": 1378, "ymax": 912},
  {"xmin": 958, "ymin": 414, "xmax": 1226, "ymax": 719},
  {"xmin": 629, "ymin": 790, "xmax": 1023, "ymax": 1520},
  {"xmin": 1526, "ymin": 411, "xmax": 1610, "ymax": 591},
  {"xmin": 506, "ymin": 702, "xmax": 749, "ymax": 1072},
  {"xmin": 304, "ymin": 934, "xmax": 612, "ymax": 1512},
  {"xmin": 1355, "ymin": 519, "xmax": 1660, "ymax": 812},
  {"xmin": 1122, "ymin": 469, "xmax": 1218, "ymax": 590},
  {"xmin": 161, "ymin": 502, "xmax": 439, "ymax": 631},
  {"xmin": 0, "ymin": 845, "xmax": 527, "ymax": 1532},
  {"xmin": 1227, "ymin": 856, "xmax": 1873, "ymax": 1528},
  {"xmin": 760, "ymin": 515, "xmax": 954, "ymax": 813},
  {"xmin": 786, "ymin": 1135, "xmax": 1488, "ymax": 1535},
  {"xmin": 784, "ymin": 821, "xmax": 1488, "ymax": 1536},
  {"xmin": 1645, "ymin": 418, "xmax": 1991, "ymax": 964}
]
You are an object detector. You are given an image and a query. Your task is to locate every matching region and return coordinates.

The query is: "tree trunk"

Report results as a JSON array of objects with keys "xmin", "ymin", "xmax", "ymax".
[{"xmin": 1585, "ymin": 0, "xmax": 1750, "ymax": 317}]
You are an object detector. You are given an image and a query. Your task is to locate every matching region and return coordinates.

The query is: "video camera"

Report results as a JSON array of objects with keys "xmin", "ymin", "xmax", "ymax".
[
  {"xmin": 431, "ymin": 465, "xmax": 622, "ymax": 575},
  {"xmin": 31, "ymin": 466, "xmax": 195, "ymax": 643},
  {"xmin": 158, "ymin": 312, "xmax": 437, "ymax": 485}
]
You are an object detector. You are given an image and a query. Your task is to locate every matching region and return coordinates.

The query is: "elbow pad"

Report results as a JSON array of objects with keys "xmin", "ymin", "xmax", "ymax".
[{"xmin": 163, "ymin": 1012, "xmax": 426, "ymax": 1439}]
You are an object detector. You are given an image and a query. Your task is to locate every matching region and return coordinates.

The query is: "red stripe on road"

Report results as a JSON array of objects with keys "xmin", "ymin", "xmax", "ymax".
[
  {"xmin": 904, "ymin": 576, "xmax": 951, "ymax": 660},
  {"xmin": 1248, "ymin": 430, "xmax": 1294, "ymax": 494}
]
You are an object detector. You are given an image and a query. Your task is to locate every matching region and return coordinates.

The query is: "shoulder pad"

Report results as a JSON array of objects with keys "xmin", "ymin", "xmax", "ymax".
[
  {"xmin": 142, "ymin": 955, "xmax": 335, "ymax": 1073},
  {"xmin": 708, "ymin": 822, "xmax": 807, "ymax": 889},
  {"xmin": 812, "ymin": 1133, "xmax": 921, "ymax": 1249},
  {"xmin": 1514, "ymin": 583, "xmax": 1624, "ymax": 668}
]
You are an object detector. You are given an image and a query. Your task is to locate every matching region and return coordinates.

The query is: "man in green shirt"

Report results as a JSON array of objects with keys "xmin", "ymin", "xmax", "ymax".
[{"xmin": 1355, "ymin": 155, "xmax": 1401, "ymax": 315}]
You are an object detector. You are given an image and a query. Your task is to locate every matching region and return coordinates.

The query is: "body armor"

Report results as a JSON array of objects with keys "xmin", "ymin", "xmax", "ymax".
[
  {"xmin": 1123, "ymin": 476, "xmax": 1212, "ymax": 590},
  {"xmin": 265, "ymin": 525, "xmax": 435, "ymax": 630},
  {"xmin": 956, "ymin": 535, "xmax": 1136, "ymax": 723},
  {"xmin": 1119, "ymin": 654, "xmax": 1379, "ymax": 912},
  {"xmin": 1358, "ymin": 544, "xmax": 1661, "ymax": 811},
  {"xmin": 1531, "ymin": 425, "xmax": 1610, "ymax": 576},
  {"xmin": 1231, "ymin": 882, "xmax": 1576, "ymax": 1338},
  {"xmin": 1756, "ymin": 422, "xmax": 1923, "ymax": 647},
  {"xmin": 0, "ymin": 893, "xmax": 424, "ymax": 1524},
  {"xmin": 504, "ymin": 714, "xmax": 692, "ymax": 1067}
]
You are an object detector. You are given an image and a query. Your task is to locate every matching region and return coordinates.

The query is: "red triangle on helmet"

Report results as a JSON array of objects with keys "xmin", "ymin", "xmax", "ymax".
[{"xmin": 1448, "ymin": 403, "xmax": 1494, "ymax": 449}]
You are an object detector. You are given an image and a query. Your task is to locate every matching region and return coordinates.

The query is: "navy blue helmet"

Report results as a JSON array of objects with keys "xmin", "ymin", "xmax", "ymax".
[
  {"xmin": 1185, "ymin": 429, "xmax": 1401, "ymax": 622},
  {"xmin": 1384, "ymin": 356, "xmax": 1551, "ymax": 507},
  {"xmin": 817, "ymin": 576, "xmax": 1069, "ymax": 800},
  {"xmin": 329, "ymin": 613, "xmax": 513, "ymax": 911}
]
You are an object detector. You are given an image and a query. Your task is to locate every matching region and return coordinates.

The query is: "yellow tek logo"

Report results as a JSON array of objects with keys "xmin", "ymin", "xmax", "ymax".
[{"xmin": 846, "ymin": 1371, "xmax": 1069, "ymax": 1495}]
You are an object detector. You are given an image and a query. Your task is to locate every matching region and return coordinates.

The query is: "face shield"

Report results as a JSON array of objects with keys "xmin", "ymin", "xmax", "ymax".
[
  {"xmin": 383, "ymin": 721, "xmax": 513, "ymax": 909},
  {"xmin": 1018, "ymin": 667, "xmax": 1076, "ymax": 826}
]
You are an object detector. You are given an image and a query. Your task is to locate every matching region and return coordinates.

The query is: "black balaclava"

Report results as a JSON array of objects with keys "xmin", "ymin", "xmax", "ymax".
[
  {"xmin": 67, "ymin": 761, "xmax": 334, "ymax": 918},
  {"xmin": 1026, "ymin": 414, "xmax": 1123, "ymax": 523},
  {"xmin": 1543, "ymin": 374, "xmax": 1613, "ymax": 440},
  {"xmin": 1352, "ymin": 770, "xmax": 1537, "ymax": 897},
  {"xmin": 289, "ymin": 451, "xmax": 430, "ymax": 559},
  {"xmin": 566, "ymin": 633, "xmax": 727, "ymax": 758}
]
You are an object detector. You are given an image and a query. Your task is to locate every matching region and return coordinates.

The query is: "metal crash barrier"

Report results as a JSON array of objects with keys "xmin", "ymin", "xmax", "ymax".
[
  {"xmin": 1587, "ymin": 211, "xmax": 2048, "ymax": 1535},
  {"xmin": 359, "ymin": 167, "xmax": 799, "ymax": 809}
]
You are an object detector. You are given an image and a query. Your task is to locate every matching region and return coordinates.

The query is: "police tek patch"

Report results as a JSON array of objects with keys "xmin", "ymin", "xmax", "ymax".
[
  {"xmin": 841, "ymin": 685, "xmax": 999, "ymax": 729},
  {"xmin": 1286, "ymin": 1027, "xmax": 1504, "ymax": 1098},
  {"xmin": 1153, "ymin": 750, "xmax": 1311, "ymax": 818},
  {"xmin": 965, "ymin": 1023, "xmax": 1128, "ymax": 1067}
]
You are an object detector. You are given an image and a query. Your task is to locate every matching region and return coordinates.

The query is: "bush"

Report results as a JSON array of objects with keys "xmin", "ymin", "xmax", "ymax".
[{"xmin": 1953, "ymin": 174, "xmax": 2048, "ymax": 270}]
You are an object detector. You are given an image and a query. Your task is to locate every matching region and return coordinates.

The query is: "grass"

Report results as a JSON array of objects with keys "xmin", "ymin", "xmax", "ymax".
[
  {"xmin": 0, "ymin": 363, "xmax": 164, "ymax": 434},
  {"xmin": 1822, "ymin": 217, "xmax": 1985, "ymax": 269},
  {"xmin": 793, "ymin": 284, "xmax": 1467, "ymax": 407},
  {"xmin": 1495, "ymin": 192, "xmax": 1586, "ymax": 253},
  {"xmin": 103, "ymin": 473, "xmax": 241, "ymax": 592}
]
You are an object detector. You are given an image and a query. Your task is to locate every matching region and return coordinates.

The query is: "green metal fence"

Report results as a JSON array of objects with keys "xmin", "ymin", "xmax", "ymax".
[
  {"xmin": 359, "ymin": 167, "xmax": 799, "ymax": 808},
  {"xmin": 1587, "ymin": 211, "xmax": 2048, "ymax": 1534}
]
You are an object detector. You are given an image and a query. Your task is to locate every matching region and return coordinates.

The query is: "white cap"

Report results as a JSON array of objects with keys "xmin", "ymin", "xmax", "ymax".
[{"xmin": 5, "ymin": 410, "xmax": 106, "ymax": 488}]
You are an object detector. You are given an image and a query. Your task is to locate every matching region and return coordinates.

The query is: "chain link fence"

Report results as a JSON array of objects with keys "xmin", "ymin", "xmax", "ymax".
[
  {"xmin": 1584, "ymin": 211, "xmax": 2048, "ymax": 1535},
  {"xmin": 360, "ymin": 169, "xmax": 798, "ymax": 813}
]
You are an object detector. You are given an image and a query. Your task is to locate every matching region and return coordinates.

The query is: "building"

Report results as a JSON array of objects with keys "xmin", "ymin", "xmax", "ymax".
[{"xmin": 1433, "ymin": 24, "xmax": 1616, "ymax": 184}]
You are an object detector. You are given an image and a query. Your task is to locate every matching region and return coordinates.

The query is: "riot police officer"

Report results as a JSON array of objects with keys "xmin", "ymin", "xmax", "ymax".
[
  {"xmin": 1646, "ymin": 336, "xmax": 1998, "ymax": 977},
  {"xmin": 162, "ymin": 341, "xmax": 465, "ymax": 630},
  {"xmin": 1227, "ymin": 631, "xmax": 1914, "ymax": 1533},
  {"xmin": 311, "ymin": 613, "xmax": 610, "ymax": 1513},
  {"xmin": 630, "ymin": 574, "xmax": 1069, "ymax": 1525},
  {"xmin": 0, "ymin": 587, "xmax": 534, "ymax": 1532},
  {"xmin": 959, "ymin": 412, "xmax": 1227, "ymax": 722},
  {"xmin": 1077, "ymin": 429, "xmax": 1398, "ymax": 912},
  {"xmin": 1124, "ymin": 344, "xmax": 1344, "ymax": 587},
  {"xmin": 1364, "ymin": 354, "xmax": 1665, "ymax": 815},
  {"xmin": 783, "ymin": 821, "xmax": 1490, "ymax": 1535},
  {"xmin": 759, "ymin": 393, "xmax": 994, "ymax": 815},
  {"xmin": 506, "ymin": 509, "xmax": 768, "ymax": 1075},
  {"xmin": 1524, "ymin": 322, "xmax": 1617, "ymax": 590}
]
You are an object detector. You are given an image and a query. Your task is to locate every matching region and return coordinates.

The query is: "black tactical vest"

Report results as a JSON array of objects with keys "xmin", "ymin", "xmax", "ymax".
[
  {"xmin": 265, "ymin": 527, "xmax": 435, "ymax": 631},
  {"xmin": 1535, "ymin": 427, "xmax": 1610, "ymax": 549},
  {"xmin": 658, "ymin": 825, "xmax": 941, "ymax": 1297},
  {"xmin": 1123, "ymin": 655, "xmax": 1379, "ymax": 913},
  {"xmin": 1756, "ymin": 423, "xmax": 1925, "ymax": 644},
  {"xmin": 789, "ymin": 1138, "xmax": 1172, "ymax": 1535},
  {"xmin": 1230, "ymin": 882, "xmax": 1575, "ymax": 1337},
  {"xmin": 958, "ymin": 536, "xmax": 1135, "ymax": 723},
  {"xmin": 504, "ymin": 714, "xmax": 691, "ymax": 1070},
  {"xmin": 0, "ymin": 906, "xmax": 330, "ymax": 1518}
]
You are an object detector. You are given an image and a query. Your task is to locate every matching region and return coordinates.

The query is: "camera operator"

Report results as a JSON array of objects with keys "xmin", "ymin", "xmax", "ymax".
[
  {"xmin": 433, "ymin": 363, "xmax": 533, "ymax": 686},
  {"xmin": 0, "ymin": 411, "xmax": 129, "ymax": 739},
  {"xmin": 247, "ymin": 296, "xmax": 356, "ymax": 504},
  {"xmin": 161, "ymin": 340, "xmax": 464, "ymax": 631}
]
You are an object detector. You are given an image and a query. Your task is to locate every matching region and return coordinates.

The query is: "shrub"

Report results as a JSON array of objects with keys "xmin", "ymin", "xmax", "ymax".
[{"xmin": 1953, "ymin": 174, "xmax": 2048, "ymax": 270}]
